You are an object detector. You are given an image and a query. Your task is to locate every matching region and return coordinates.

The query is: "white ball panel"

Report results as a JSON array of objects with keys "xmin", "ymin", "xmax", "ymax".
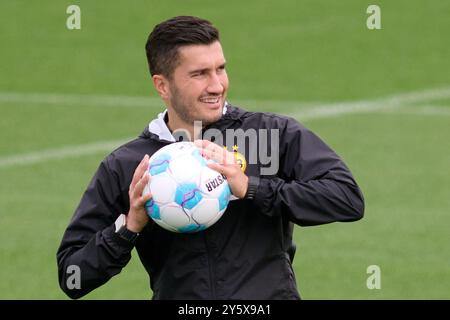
[
  {"xmin": 191, "ymin": 198, "xmax": 220, "ymax": 224},
  {"xmin": 160, "ymin": 203, "xmax": 191, "ymax": 228},
  {"xmin": 149, "ymin": 172, "xmax": 177, "ymax": 204},
  {"xmin": 170, "ymin": 155, "xmax": 202, "ymax": 184}
]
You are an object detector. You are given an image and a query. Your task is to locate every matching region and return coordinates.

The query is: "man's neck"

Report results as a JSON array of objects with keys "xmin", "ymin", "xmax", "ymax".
[{"xmin": 166, "ymin": 110, "xmax": 198, "ymax": 141}]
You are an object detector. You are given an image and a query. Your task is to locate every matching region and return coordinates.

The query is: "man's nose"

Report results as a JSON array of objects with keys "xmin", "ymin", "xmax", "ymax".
[{"xmin": 207, "ymin": 73, "xmax": 224, "ymax": 94}]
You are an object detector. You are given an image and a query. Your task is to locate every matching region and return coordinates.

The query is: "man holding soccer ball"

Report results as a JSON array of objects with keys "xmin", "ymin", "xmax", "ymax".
[{"xmin": 57, "ymin": 16, "xmax": 364, "ymax": 299}]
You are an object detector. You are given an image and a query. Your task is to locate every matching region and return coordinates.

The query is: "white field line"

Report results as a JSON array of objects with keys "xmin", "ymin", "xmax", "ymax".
[
  {"xmin": 290, "ymin": 87, "xmax": 450, "ymax": 120},
  {"xmin": 0, "ymin": 92, "xmax": 163, "ymax": 108},
  {"xmin": 0, "ymin": 91, "xmax": 317, "ymax": 109},
  {"xmin": 0, "ymin": 87, "xmax": 450, "ymax": 169},
  {"xmin": 378, "ymin": 105, "xmax": 450, "ymax": 116},
  {"xmin": 0, "ymin": 139, "xmax": 131, "ymax": 168},
  {"xmin": 1, "ymin": 86, "xmax": 450, "ymax": 111},
  {"xmin": 413, "ymin": 106, "xmax": 450, "ymax": 116}
]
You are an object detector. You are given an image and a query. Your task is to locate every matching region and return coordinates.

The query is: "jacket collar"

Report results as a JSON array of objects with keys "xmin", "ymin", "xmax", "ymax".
[{"xmin": 147, "ymin": 102, "xmax": 230, "ymax": 142}]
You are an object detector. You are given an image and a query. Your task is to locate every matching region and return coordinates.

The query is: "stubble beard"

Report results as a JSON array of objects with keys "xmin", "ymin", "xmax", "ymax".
[{"xmin": 169, "ymin": 85, "xmax": 223, "ymax": 127}]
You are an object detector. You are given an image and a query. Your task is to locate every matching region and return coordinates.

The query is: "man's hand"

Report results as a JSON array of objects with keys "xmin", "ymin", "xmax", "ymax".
[
  {"xmin": 127, "ymin": 154, "xmax": 152, "ymax": 233},
  {"xmin": 194, "ymin": 140, "xmax": 248, "ymax": 199}
]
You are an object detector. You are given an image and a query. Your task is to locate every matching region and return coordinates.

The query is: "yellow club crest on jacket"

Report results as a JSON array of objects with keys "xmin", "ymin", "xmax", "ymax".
[{"xmin": 224, "ymin": 145, "xmax": 247, "ymax": 172}]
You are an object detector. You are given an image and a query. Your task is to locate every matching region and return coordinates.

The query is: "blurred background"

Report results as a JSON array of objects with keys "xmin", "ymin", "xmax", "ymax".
[{"xmin": 0, "ymin": 0, "xmax": 449, "ymax": 299}]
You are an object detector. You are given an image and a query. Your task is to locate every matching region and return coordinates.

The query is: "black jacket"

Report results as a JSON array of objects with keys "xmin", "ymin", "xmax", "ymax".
[{"xmin": 57, "ymin": 104, "xmax": 364, "ymax": 299}]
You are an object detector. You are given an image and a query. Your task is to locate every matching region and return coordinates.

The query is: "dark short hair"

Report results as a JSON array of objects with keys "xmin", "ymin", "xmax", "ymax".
[{"xmin": 145, "ymin": 16, "xmax": 220, "ymax": 78}]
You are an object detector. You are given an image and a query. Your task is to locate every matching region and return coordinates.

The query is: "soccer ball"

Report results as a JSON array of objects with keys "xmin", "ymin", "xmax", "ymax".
[{"xmin": 142, "ymin": 141, "xmax": 231, "ymax": 233}]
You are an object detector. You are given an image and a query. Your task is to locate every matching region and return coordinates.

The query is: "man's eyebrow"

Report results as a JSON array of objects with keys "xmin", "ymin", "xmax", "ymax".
[
  {"xmin": 188, "ymin": 68, "xmax": 209, "ymax": 75},
  {"xmin": 188, "ymin": 62, "xmax": 227, "ymax": 75}
]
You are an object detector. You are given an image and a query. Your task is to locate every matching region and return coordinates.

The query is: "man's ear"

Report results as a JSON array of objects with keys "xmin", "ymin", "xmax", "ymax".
[{"xmin": 152, "ymin": 74, "xmax": 170, "ymax": 100}]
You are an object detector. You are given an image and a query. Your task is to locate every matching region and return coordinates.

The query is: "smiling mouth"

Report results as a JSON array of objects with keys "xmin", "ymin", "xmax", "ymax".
[{"xmin": 199, "ymin": 96, "xmax": 221, "ymax": 105}]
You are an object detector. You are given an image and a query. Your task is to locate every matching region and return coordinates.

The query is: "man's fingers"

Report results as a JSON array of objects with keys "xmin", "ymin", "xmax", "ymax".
[
  {"xmin": 194, "ymin": 139, "xmax": 211, "ymax": 149},
  {"xmin": 132, "ymin": 172, "xmax": 150, "ymax": 198},
  {"xmin": 139, "ymin": 192, "xmax": 153, "ymax": 207},
  {"xmin": 207, "ymin": 162, "xmax": 222, "ymax": 173},
  {"xmin": 130, "ymin": 154, "xmax": 149, "ymax": 189},
  {"xmin": 142, "ymin": 192, "xmax": 153, "ymax": 201},
  {"xmin": 200, "ymin": 148, "xmax": 221, "ymax": 163},
  {"xmin": 195, "ymin": 140, "xmax": 220, "ymax": 156},
  {"xmin": 196, "ymin": 141, "xmax": 235, "ymax": 165},
  {"xmin": 207, "ymin": 162, "xmax": 233, "ymax": 177},
  {"xmin": 223, "ymin": 152, "xmax": 236, "ymax": 165},
  {"xmin": 131, "ymin": 155, "xmax": 149, "ymax": 187}
]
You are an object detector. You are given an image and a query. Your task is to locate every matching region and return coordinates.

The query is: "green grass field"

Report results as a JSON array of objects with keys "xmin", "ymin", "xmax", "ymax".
[{"xmin": 1, "ymin": 0, "xmax": 449, "ymax": 299}]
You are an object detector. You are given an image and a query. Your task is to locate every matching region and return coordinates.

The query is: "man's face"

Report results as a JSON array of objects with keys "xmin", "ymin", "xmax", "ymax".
[{"xmin": 167, "ymin": 41, "xmax": 229, "ymax": 126}]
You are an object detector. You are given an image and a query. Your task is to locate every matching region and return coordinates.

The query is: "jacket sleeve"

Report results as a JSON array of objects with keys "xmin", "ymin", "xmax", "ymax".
[
  {"xmin": 56, "ymin": 156, "xmax": 134, "ymax": 299},
  {"xmin": 253, "ymin": 117, "xmax": 364, "ymax": 226}
]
